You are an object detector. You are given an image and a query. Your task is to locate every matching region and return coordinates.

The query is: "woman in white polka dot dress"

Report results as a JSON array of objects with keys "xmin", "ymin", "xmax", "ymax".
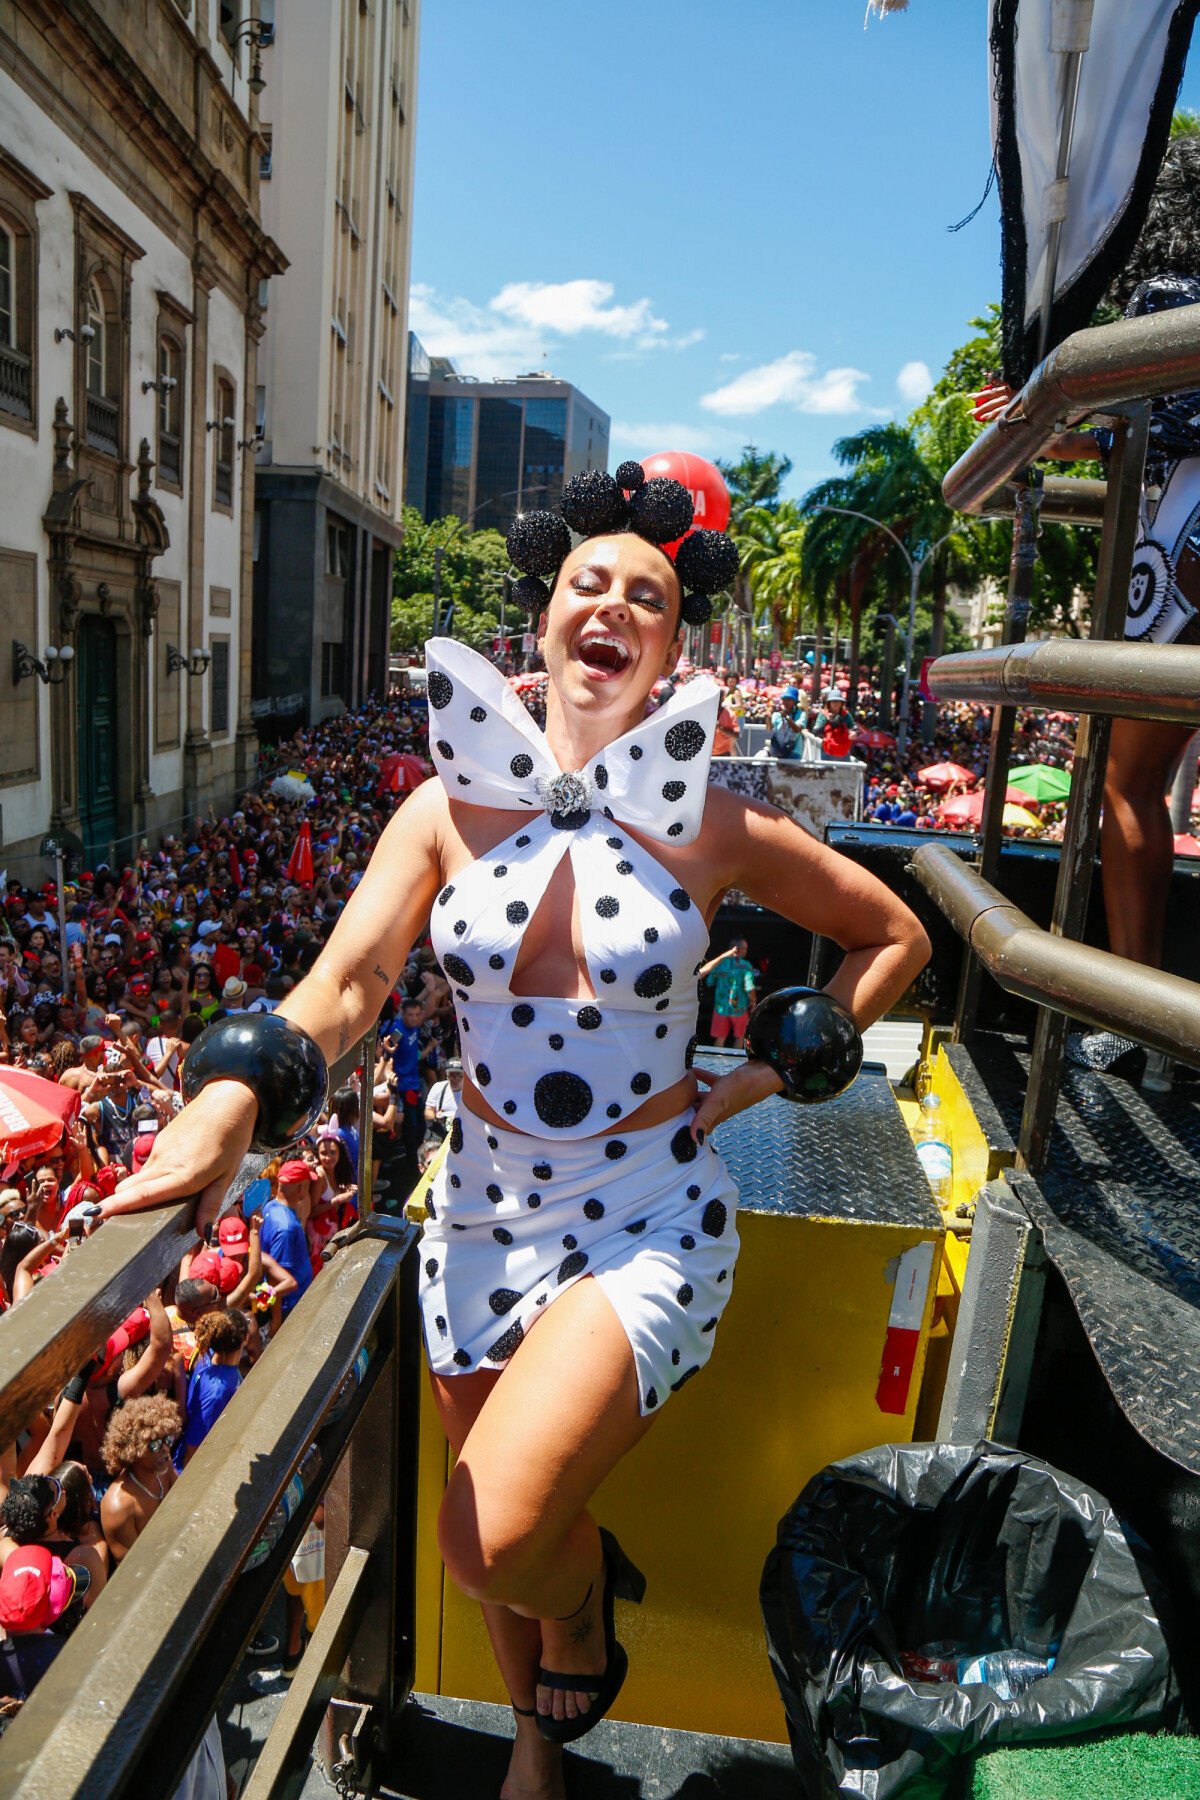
[{"xmin": 107, "ymin": 468, "xmax": 929, "ymax": 1800}]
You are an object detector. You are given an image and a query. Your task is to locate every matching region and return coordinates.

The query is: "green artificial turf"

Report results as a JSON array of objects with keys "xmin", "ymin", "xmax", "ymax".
[{"xmin": 969, "ymin": 1733, "xmax": 1200, "ymax": 1799}]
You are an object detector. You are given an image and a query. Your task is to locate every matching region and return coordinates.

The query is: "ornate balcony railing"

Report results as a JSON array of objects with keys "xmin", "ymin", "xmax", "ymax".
[
  {"xmin": 159, "ymin": 428, "xmax": 182, "ymax": 485},
  {"xmin": 85, "ymin": 391, "xmax": 119, "ymax": 457},
  {"xmin": 0, "ymin": 342, "xmax": 32, "ymax": 420}
]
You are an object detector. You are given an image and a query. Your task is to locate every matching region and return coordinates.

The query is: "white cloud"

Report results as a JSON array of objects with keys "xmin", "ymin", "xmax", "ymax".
[
  {"xmin": 609, "ymin": 419, "xmax": 723, "ymax": 456},
  {"xmin": 700, "ymin": 350, "xmax": 872, "ymax": 418},
  {"xmin": 718, "ymin": 351, "xmax": 742, "ymax": 364},
  {"xmin": 409, "ymin": 279, "xmax": 701, "ymax": 380},
  {"xmin": 408, "ymin": 284, "xmax": 540, "ymax": 379},
  {"xmin": 490, "ymin": 279, "xmax": 668, "ymax": 341},
  {"xmin": 897, "ymin": 359, "xmax": 933, "ymax": 404}
]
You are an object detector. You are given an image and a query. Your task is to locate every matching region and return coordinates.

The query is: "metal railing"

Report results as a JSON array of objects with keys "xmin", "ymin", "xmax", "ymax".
[
  {"xmin": 0, "ymin": 1030, "xmax": 421, "ymax": 1799},
  {"xmin": 924, "ymin": 308, "xmax": 1200, "ymax": 1168},
  {"xmin": 928, "ymin": 639, "xmax": 1200, "ymax": 726},
  {"xmin": 0, "ymin": 343, "xmax": 31, "ymax": 421},
  {"xmin": 979, "ymin": 475, "xmax": 1107, "ymax": 526},
  {"xmin": 942, "ymin": 303, "xmax": 1200, "ymax": 514},
  {"xmin": 159, "ymin": 428, "xmax": 182, "ymax": 486},
  {"xmin": 910, "ymin": 843, "xmax": 1200, "ymax": 1068},
  {"xmin": 85, "ymin": 392, "xmax": 119, "ymax": 458}
]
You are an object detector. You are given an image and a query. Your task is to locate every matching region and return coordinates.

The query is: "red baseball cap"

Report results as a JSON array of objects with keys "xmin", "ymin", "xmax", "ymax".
[
  {"xmin": 131, "ymin": 1133, "xmax": 157, "ymax": 1170},
  {"xmin": 277, "ymin": 1158, "xmax": 314, "ymax": 1185},
  {"xmin": 189, "ymin": 1249, "xmax": 241, "ymax": 1296},
  {"xmin": 0, "ymin": 1546, "xmax": 83, "ymax": 1631},
  {"xmin": 217, "ymin": 1215, "xmax": 250, "ymax": 1254}
]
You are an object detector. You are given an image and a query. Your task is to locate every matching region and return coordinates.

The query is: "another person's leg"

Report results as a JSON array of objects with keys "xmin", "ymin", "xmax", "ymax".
[
  {"xmin": 709, "ymin": 1009, "xmax": 730, "ymax": 1047},
  {"xmin": 1069, "ymin": 716, "xmax": 1195, "ymax": 1079},
  {"xmin": 1101, "ymin": 717, "xmax": 1195, "ymax": 966},
  {"xmin": 728, "ymin": 1010, "xmax": 750, "ymax": 1051}
]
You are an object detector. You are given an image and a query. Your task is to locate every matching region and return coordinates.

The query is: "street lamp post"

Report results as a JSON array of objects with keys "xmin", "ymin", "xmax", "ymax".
[{"xmin": 810, "ymin": 505, "xmax": 966, "ymax": 757}]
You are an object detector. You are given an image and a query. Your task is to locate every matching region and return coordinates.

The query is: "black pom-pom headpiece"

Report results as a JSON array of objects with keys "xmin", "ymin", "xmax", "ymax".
[{"xmin": 504, "ymin": 462, "xmax": 737, "ymax": 626}]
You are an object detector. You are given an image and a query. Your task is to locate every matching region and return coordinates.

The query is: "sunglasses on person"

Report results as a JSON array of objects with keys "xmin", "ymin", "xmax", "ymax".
[{"xmin": 147, "ymin": 1435, "xmax": 177, "ymax": 1453}]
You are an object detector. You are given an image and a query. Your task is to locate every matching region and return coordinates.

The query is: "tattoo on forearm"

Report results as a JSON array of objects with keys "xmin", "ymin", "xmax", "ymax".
[
  {"xmin": 373, "ymin": 964, "xmax": 389, "ymax": 985},
  {"xmin": 337, "ymin": 1021, "xmax": 349, "ymax": 1056}
]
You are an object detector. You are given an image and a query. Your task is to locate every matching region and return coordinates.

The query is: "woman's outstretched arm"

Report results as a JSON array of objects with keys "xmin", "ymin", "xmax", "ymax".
[{"xmin": 103, "ymin": 783, "xmax": 446, "ymax": 1223}]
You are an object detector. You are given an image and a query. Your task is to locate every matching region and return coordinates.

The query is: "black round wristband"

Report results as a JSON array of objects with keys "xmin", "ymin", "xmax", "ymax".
[
  {"xmin": 181, "ymin": 1014, "xmax": 329, "ymax": 1151},
  {"xmin": 744, "ymin": 986, "xmax": 863, "ymax": 1104}
]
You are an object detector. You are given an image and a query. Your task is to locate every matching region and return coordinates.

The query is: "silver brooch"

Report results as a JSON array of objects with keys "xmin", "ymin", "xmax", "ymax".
[{"xmin": 536, "ymin": 770, "xmax": 594, "ymax": 817}]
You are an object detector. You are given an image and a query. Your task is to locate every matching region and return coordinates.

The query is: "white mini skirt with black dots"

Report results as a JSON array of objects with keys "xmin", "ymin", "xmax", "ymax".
[{"xmin": 418, "ymin": 1103, "xmax": 740, "ymax": 1414}]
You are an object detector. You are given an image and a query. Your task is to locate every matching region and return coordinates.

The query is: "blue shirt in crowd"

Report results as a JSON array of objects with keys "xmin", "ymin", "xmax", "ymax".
[
  {"xmin": 260, "ymin": 1199, "xmax": 313, "ymax": 1316},
  {"xmin": 390, "ymin": 1023, "xmax": 421, "ymax": 1090},
  {"xmin": 179, "ymin": 1357, "xmax": 241, "ymax": 1464}
]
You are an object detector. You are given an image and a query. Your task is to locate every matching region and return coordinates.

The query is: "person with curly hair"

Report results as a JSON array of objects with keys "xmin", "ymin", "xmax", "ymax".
[
  {"xmin": 180, "ymin": 1309, "xmax": 249, "ymax": 1469},
  {"xmin": 99, "ymin": 1393, "xmax": 181, "ymax": 1565}
]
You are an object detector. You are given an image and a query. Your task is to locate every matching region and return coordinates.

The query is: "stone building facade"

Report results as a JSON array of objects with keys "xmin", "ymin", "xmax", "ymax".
[{"xmin": 0, "ymin": 0, "xmax": 284, "ymax": 876}]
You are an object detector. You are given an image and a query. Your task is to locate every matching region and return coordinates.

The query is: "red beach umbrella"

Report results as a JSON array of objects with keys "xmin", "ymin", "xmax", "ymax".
[
  {"xmin": 916, "ymin": 761, "xmax": 977, "ymax": 791},
  {"xmin": 0, "ymin": 1067, "xmax": 80, "ymax": 1165},
  {"xmin": 377, "ymin": 752, "xmax": 431, "ymax": 796}
]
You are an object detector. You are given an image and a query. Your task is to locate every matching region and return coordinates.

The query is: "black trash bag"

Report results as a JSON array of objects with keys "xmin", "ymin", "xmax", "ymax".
[{"xmin": 760, "ymin": 1440, "xmax": 1178, "ymax": 1800}]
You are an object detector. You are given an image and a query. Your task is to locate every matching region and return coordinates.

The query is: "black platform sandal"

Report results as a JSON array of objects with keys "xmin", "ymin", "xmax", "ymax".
[{"xmin": 535, "ymin": 1528, "xmax": 645, "ymax": 1746}]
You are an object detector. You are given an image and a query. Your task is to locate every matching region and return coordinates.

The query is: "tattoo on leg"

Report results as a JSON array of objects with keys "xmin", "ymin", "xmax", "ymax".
[{"xmin": 568, "ymin": 1610, "xmax": 594, "ymax": 1646}]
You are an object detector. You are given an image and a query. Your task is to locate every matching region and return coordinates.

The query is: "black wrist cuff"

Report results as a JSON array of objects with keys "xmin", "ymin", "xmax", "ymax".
[
  {"xmin": 181, "ymin": 1014, "xmax": 329, "ymax": 1151},
  {"xmin": 61, "ymin": 1374, "xmax": 88, "ymax": 1405},
  {"xmin": 743, "ymin": 986, "xmax": 863, "ymax": 1105}
]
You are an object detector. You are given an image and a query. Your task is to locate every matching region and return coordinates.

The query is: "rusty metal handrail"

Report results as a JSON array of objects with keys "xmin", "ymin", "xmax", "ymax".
[
  {"xmin": 910, "ymin": 842, "xmax": 1200, "ymax": 1067},
  {"xmin": 943, "ymin": 305, "xmax": 1200, "ymax": 514},
  {"xmin": 927, "ymin": 639, "xmax": 1200, "ymax": 727}
]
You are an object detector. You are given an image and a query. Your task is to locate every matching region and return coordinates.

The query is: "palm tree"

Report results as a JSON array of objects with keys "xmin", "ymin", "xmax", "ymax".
[
  {"xmin": 741, "ymin": 506, "xmax": 810, "ymax": 655},
  {"xmin": 716, "ymin": 448, "xmax": 794, "ymax": 668},
  {"xmin": 800, "ymin": 424, "xmax": 971, "ymax": 698},
  {"xmin": 716, "ymin": 446, "xmax": 793, "ymax": 513}
]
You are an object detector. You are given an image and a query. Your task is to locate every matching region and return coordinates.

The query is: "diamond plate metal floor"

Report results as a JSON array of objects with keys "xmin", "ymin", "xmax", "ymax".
[
  {"xmin": 695, "ymin": 1049, "xmax": 938, "ymax": 1230},
  {"xmin": 379, "ymin": 1693, "xmax": 796, "ymax": 1799},
  {"xmin": 964, "ymin": 1035, "xmax": 1200, "ymax": 1476}
]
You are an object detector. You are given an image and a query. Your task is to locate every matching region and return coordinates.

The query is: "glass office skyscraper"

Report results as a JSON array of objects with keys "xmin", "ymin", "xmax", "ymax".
[{"xmin": 405, "ymin": 335, "xmax": 610, "ymax": 526}]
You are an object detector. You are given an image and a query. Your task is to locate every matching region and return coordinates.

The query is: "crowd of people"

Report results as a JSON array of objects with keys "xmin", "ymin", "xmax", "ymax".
[
  {"xmin": 0, "ymin": 636, "xmax": 1165, "ymax": 1769},
  {"xmin": 0, "ymin": 689, "xmax": 462, "ymax": 1771}
]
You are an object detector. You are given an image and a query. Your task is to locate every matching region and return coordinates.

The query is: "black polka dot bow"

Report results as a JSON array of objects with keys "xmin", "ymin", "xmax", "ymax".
[{"xmin": 425, "ymin": 639, "xmax": 719, "ymax": 845}]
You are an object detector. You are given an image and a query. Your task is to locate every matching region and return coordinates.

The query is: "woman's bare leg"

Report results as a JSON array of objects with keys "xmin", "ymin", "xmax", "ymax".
[
  {"xmin": 429, "ymin": 1367, "xmax": 558, "ymax": 1800},
  {"xmin": 1101, "ymin": 717, "xmax": 1194, "ymax": 966},
  {"xmin": 436, "ymin": 1276, "xmax": 656, "ymax": 1727}
]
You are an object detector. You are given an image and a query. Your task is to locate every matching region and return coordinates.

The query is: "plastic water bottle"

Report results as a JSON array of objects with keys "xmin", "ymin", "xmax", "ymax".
[
  {"xmin": 914, "ymin": 1092, "xmax": 953, "ymax": 1205},
  {"xmin": 243, "ymin": 1444, "xmax": 322, "ymax": 1573},
  {"xmin": 327, "ymin": 1335, "xmax": 375, "ymax": 1424},
  {"xmin": 957, "ymin": 1650, "xmax": 1054, "ymax": 1700}
]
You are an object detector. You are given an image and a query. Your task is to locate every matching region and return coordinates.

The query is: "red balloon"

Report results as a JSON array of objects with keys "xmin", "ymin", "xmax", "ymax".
[{"xmin": 639, "ymin": 451, "xmax": 731, "ymax": 556}]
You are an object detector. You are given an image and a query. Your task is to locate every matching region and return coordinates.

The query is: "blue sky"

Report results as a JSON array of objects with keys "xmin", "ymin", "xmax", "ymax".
[{"xmin": 410, "ymin": 2, "xmax": 1200, "ymax": 499}]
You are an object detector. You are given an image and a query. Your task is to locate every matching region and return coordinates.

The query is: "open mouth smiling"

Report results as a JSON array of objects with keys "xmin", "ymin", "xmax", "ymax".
[{"xmin": 576, "ymin": 631, "xmax": 632, "ymax": 675}]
